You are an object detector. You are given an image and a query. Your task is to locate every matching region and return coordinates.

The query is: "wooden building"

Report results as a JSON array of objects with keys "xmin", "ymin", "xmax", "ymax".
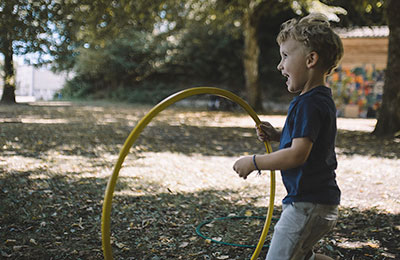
[
  {"xmin": 336, "ymin": 26, "xmax": 389, "ymax": 69},
  {"xmin": 328, "ymin": 26, "xmax": 388, "ymax": 118}
]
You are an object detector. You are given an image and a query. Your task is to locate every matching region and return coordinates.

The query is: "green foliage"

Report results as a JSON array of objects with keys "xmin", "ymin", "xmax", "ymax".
[
  {"xmin": 5, "ymin": 0, "xmax": 388, "ymax": 105},
  {"xmin": 321, "ymin": 0, "xmax": 386, "ymax": 27},
  {"xmin": 59, "ymin": 0, "xmax": 245, "ymax": 102},
  {"xmin": 62, "ymin": 30, "xmax": 170, "ymax": 101},
  {"xmin": 110, "ymin": 82, "xmax": 182, "ymax": 104},
  {"xmin": 62, "ymin": 5, "xmax": 296, "ymax": 103},
  {"xmin": 61, "ymin": 74, "xmax": 93, "ymax": 99},
  {"xmin": 52, "ymin": 0, "xmax": 188, "ymax": 72},
  {"xmin": 62, "ymin": 20, "xmax": 246, "ymax": 102},
  {"xmin": 77, "ymin": 30, "xmax": 164, "ymax": 84},
  {"xmin": 0, "ymin": 0, "xmax": 57, "ymax": 59},
  {"xmin": 258, "ymin": 6, "xmax": 297, "ymax": 100},
  {"xmin": 168, "ymin": 24, "xmax": 245, "ymax": 89},
  {"xmin": 0, "ymin": 0, "xmax": 65, "ymax": 102}
]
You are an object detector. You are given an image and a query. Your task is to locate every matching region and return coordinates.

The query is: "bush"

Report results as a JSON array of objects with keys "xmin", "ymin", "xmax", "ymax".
[
  {"xmin": 110, "ymin": 82, "xmax": 182, "ymax": 104},
  {"xmin": 61, "ymin": 11, "xmax": 294, "ymax": 104},
  {"xmin": 61, "ymin": 75, "xmax": 93, "ymax": 99},
  {"xmin": 62, "ymin": 30, "xmax": 169, "ymax": 100}
]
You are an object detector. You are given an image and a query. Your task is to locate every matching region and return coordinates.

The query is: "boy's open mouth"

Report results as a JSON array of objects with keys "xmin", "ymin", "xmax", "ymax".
[{"xmin": 283, "ymin": 73, "xmax": 290, "ymax": 84}]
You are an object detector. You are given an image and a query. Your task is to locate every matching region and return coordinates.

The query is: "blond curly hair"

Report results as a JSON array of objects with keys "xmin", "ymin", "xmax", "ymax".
[{"xmin": 277, "ymin": 13, "xmax": 343, "ymax": 74}]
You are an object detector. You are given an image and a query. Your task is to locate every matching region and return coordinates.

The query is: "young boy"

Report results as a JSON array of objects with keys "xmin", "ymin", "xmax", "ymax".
[{"xmin": 233, "ymin": 13, "xmax": 343, "ymax": 260}]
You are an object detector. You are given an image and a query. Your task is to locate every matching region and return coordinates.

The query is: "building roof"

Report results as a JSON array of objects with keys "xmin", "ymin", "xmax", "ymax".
[{"xmin": 335, "ymin": 26, "xmax": 389, "ymax": 38}]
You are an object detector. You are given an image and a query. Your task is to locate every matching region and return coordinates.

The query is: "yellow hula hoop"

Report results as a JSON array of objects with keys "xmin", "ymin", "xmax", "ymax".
[{"xmin": 101, "ymin": 87, "xmax": 276, "ymax": 260}]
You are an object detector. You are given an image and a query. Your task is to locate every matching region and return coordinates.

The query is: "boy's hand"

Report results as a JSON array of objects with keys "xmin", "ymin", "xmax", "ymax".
[
  {"xmin": 256, "ymin": 121, "xmax": 280, "ymax": 142},
  {"xmin": 233, "ymin": 156, "xmax": 255, "ymax": 179}
]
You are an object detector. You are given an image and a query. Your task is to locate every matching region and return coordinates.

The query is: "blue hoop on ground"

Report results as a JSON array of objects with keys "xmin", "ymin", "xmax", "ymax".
[{"xmin": 196, "ymin": 215, "xmax": 278, "ymax": 248}]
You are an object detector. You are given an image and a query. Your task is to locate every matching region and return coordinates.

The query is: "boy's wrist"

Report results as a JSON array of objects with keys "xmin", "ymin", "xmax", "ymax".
[{"xmin": 252, "ymin": 155, "xmax": 262, "ymax": 175}]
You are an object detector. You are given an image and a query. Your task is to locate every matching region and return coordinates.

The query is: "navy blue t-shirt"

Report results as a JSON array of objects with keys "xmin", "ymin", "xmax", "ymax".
[{"xmin": 279, "ymin": 86, "xmax": 341, "ymax": 205}]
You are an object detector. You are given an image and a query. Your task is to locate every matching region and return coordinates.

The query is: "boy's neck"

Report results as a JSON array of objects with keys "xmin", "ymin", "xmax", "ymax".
[{"xmin": 300, "ymin": 70, "xmax": 327, "ymax": 95}]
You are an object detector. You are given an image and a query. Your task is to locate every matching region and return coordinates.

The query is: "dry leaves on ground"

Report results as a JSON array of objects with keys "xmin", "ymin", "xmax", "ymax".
[{"xmin": 1, "ymin": 101, "xmax": 399, "ymax": 259}]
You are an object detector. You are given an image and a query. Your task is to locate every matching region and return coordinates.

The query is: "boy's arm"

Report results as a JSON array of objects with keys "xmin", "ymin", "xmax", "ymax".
[{"xmin": 233, "ymin": 137, "xmax": 313, "ymax": 179}]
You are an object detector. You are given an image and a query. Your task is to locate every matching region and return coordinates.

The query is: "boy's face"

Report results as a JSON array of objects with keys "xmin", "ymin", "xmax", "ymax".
[{"xmin": 277, "ymin": 38, "xmax": 310, "ymax": 94}]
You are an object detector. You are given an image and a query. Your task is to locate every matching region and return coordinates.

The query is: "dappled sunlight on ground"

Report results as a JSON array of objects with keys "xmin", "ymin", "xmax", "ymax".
[
  {"xmin": 117, "ymin": 152, "xmax": 286, "ymax": 208},
  {"xmin": 0, "ymin": 117, "xmax": 72, "ymax": 124},
  {"xmin": 1, "ymin": 102, "xmax": 399, "ymax": 259},
  {"xmin": 337, "ymin": 153, "xmax": 400, "ymax": 213},
  {"xmin": 337, "ymin": 118, "xmax": 377, "ymax": 132},
  {"xmin": 0, "ymin": 155, "xmax": 44, "ymax": 172},
  {"xmin": 151, "ymin": 109, "xmax": 377, "ymax": 132}
]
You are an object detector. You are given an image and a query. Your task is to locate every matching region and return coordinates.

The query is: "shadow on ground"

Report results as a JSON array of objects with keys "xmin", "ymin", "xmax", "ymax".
[
  {"xmin": 336, "ymin": 129, "xmax": 400, "ymax": 159},
  {"xmin": 1, "ymin": 167, "xmax": 399, "ymax": 259},
  {"xmin": 1, "ymin": 103, "xmax": 399, "ymax": 159},
  {"xmin": 1, "ymin": 103, "xmax": 399, "ymax": 259}
]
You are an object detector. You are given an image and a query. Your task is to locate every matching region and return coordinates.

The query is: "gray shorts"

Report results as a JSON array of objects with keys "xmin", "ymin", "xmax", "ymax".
[{"xmin": 266, "ymin": 202, "xmax": 338, "ymax": 260}]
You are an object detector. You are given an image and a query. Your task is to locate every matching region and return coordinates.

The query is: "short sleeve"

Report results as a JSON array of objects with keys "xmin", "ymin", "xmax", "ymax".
[{"xmin": 291, "ymin": 99, "xmax": 322, "ymax": 142}]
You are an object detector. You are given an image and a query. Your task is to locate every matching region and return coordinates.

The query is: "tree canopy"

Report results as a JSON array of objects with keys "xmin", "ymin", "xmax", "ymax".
[
  {"xmin": 0, "ymin": 0, "xmax": 61, "ymax": 102},
  {"xmin": 1, "ymin": 0, "xmax": 399, "ymax": 136}
]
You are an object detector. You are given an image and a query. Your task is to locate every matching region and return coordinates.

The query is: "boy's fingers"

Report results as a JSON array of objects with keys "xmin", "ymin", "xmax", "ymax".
[
  {"xmin": 258, "ymin": 134, "xmax": 267, "ymax": 142},
  {"xmin": 260, "ymin": 124, "xmax": 271, "ymax": 132}
]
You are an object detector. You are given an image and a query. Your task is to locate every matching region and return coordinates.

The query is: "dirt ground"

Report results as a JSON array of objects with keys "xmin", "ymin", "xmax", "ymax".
[{"xmin": 0, "ymin": 101, "xmax": 399, "ymax": 259}]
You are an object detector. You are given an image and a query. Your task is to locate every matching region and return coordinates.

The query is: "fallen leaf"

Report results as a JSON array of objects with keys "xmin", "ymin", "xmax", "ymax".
[
  {"xmin": 5, "ymin": 239, "xmax": 16, "ymax": 244},
  {"xmin": 115, "ymin": 242, "xmax": 126, "ymax": 249},
  {"xmin": 13, "ymin": 246, "xmax": 23, "ymax": 251},
  {"xmin": 366, "ymin": 241, "xmax": 379, "ymax": 248},
  {"xmin": 179, "ymin": 242, "xmax": 189, "ymax": 248},
  {"xmin": 245, "ymin": 210, "xmax": 253, "ymax": 217}
]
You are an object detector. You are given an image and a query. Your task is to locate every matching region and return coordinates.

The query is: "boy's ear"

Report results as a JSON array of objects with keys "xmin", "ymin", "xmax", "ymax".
[{"xmin": 306, "ymin": 51, "xmax": 319, "ymax": 68}]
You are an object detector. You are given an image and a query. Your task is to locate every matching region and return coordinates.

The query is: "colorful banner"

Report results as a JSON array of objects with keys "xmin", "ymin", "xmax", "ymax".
[{"xmin": 328, "ymin": 65, "xmax": 384, "ymax": 118}]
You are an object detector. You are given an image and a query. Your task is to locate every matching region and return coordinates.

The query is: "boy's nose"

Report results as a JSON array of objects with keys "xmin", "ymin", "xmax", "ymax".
[{"xmin": 277, "ymin": 62, "xmax": 283, "ymax": 71}]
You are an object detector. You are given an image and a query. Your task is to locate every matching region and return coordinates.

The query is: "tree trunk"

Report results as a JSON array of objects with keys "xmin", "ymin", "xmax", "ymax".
[
  {"xmin": 373, "ymin": 0, "xmax": 400, "ymax": 137},
  {"xmin": 243, "ymin": 10, "xmax": 263, "ymax": 112},
  {"xmin": 1, "ymin": 37, "xmax": 16, "ymax": 104}
]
